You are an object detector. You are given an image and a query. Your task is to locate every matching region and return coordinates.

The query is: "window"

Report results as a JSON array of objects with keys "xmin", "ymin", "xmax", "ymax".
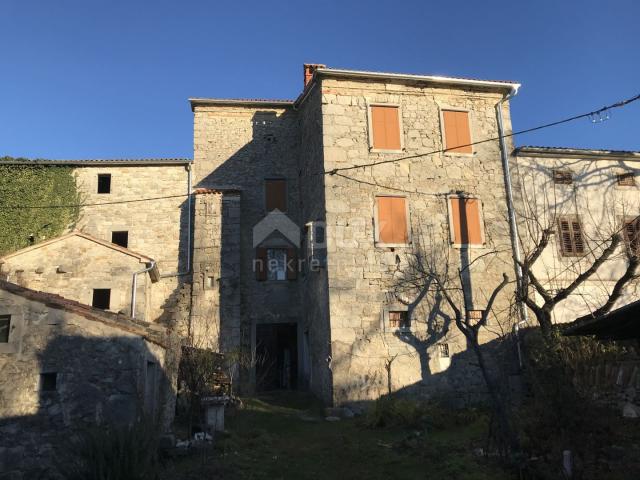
[
  {"xmin": 40, "ymin": 372, "xmax": 57, "ymax": 392},
  {"xmin": 305, "ymin": 222, "xmax": 327, "ymax": 269},
  {"xmin": 255, "ymin": 247, "xmax": 297, "ymax": 281},
  {"xmin": 92, "ymin": 289, "xmax": 111, "ymax": 309},
  {"xmin": 558, "ymin": 217, "xmax": 585, "ymax": 256},
  {"xmin": 448, "ymin": 197, "xmax": 484, "ymax": 246},
  {"xmin": 623, "ymin": 218, "xmax": 640, "ymax": 255},
  {"xmin": 111, "ymin": 231, "xmax": 129, "ymax": 248},
  {"xmin": 439, "ymin": 343, "xmax": 450, "ymax": 358},
  {"xmin": 389, "ymin": 311, "xmax": 410, "ymax": 329},
  {"xmin": 553, "ymin": 170, "xmax": 573, "ymax": 185},
  {"xmin": 0, "ymin": 315, "xmax": 10, "ymax": 343},
  {"xmin": 617, "ymin": 172, "xmax": 636, "ymax": 187},
  {"xmin": 375, "ymin": 196, "xmax": 409, "ymax": 245},
  {"xmin": 370, "ymin": 105, "xmax": 402, "ymax": 150},
  {"xmin": 467, "ymin": 309, "xmax": 484, "ymax": 322},
  {"xmin": 97, "ymin": 174, "xmax": 111, "ymax": 194},
  {"xmin": 265, "ymin": 179, "xmax": 287, "ymax": 212},
  {"xmin": 442, "ymin": 110, "xmax": 472, "ymax": 153}
]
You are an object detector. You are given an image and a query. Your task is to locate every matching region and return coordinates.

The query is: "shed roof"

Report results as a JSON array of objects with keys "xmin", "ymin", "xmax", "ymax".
[{"xmin": 563, "ymin": 300, "xmax": 640, "ymax": 340}]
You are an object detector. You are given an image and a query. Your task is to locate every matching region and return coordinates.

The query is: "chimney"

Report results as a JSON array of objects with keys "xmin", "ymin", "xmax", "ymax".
[{"xmin": 303, "ymin": 63, "xmax": 326, "ymax": 88}]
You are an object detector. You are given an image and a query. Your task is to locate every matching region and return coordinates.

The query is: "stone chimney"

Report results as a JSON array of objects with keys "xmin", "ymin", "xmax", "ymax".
[{"xmin": 303, "ymin": 63, "xmax": 326, "ymax": 88}]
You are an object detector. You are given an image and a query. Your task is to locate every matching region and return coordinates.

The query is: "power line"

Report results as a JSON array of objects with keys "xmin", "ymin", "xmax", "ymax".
[{"xmin": 322, "ymin": 92, "xmax": 640, "ymax": 176}]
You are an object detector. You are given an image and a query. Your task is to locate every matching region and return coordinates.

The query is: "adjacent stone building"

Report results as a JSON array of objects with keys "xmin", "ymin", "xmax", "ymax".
[{"xmin": 0, "ymin": 280, "xmax": 176, "ymax": 477}]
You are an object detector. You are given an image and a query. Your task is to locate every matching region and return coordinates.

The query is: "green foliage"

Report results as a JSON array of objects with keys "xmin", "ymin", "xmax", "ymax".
[
  {"xmin": 363, "ymin": 396, "xmax": 482, "ymax": 430},
  {"xmin": 0, "ymin": 157, "xmax": 81, "ymax": 255},
  {"xmin": 55, "ymin": 420, "xmax": 161, "ymax": 480}
]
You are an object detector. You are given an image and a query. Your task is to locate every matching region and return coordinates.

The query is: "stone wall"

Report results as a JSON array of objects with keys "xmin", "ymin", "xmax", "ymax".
[
  {"xmin": 309, "ymin": 77, "xmax": 517, "ymax": 404},
  {"xmin": 0, "ymin": 234, "xmax": 154, "ymax": 320},
  {"xmin": 0, "ymin": 283, "xmax": 174, "ymax": 478},
  {"xmin": 192, "ymin": 103, "xmax": 303, "ymax": 390},
  {"xmin": 513, "ymin": 150, "xmax": 640, "ymax": 324},
  {"xmin": 74, "ymin": 164, "xmax": 190, "ymax": 321}
]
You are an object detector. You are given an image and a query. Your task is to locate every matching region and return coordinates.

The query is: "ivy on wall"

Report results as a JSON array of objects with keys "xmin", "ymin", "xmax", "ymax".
[{"xmin": 0, "ymin": 157, "xmax": 81, "ymax": 256}]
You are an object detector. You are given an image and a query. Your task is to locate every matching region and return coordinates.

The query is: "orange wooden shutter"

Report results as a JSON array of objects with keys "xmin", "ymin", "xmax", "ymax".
[
  {"xmin": 371, "ymin": 106, "xmax": 401, "ymax": 150},
  {"xmin": 443, "ymin": 110, "xmax": 472, "ymax": 153},
  {"xmin": 265, "ymin": 179, "xmax": 287, "ymax": 212},
  {"xmin": 286, "ymin": 247, "xmax": 297, "ymax": 280},
  {"xmin": 450, "ymin": 197, "xmax": 482, "ymax": 245},
  {"xmin": 377, "ymin": 196, "xmax": 408, "ymax": 243},
  {"xmin": 255, "ymin": 248, "xmax": 267, "ymax": 281}
]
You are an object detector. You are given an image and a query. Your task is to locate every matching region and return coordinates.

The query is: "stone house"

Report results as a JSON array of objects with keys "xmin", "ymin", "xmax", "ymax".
[
  {"xmin": 0, "ymin": 280, "xmax": 176, "ymax": 477},
  {"xmin": 2, "ymin": 64, "xmax": 638, "ymax": 408},
  {"xmin": 0, "ymin": 231, "xmax": 160, "ymax": 319}
]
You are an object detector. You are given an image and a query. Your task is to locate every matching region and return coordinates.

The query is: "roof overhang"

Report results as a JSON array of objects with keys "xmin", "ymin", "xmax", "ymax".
[
  {"xmin": 313, "ymin": 67, "xmax": 521, "ymax": 93},
  {"xmin": 189, "ymin": 98, "xmax": 294, "ymax": 111},
  {"xmin": 563, "ymin": 300, "xmax": 640, "ymax": 340},
  {"xmin": 514, "ymin": 146, "xmax": 640, "ymax": 161}
]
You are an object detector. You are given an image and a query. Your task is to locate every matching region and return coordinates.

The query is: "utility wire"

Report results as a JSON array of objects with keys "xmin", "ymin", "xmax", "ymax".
[
  {"xmin": 2, "ymin": 92, "xmax": 639, "ymax": 210},
  {"xmin": 323, "ymin": 92, "xmax": 640, "ymax": 176}
]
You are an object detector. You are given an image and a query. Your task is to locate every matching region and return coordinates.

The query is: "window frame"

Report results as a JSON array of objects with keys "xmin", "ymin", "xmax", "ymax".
[
  {"xmin": 366, "ymin": 102, "xmax": 405, "ymax": 153},
  {"xmin": 557, "ymin": 215, "xmax": 586, "ymax": 257},
  {"xmin": 373, "ymin": 194, "xmax": 412, "ymax": 247},
  {"xmin": 622, "ymin": 216, "xmax": 640, "ymax": 256},
  {"xmin": 97, "ymin": 174, "xmax": 112, "ymax": 194},
  {"xmin": 616, "ymin": 172, "xmax": 636, "ymax": 187},
  {"xmin": 447, "ymin": 194, "xmax": 486, "ymax": 249},
  {"xmin": 111, "ymin": 230, "xmax": 129, "ymax": 248},
  {"xmin": 383, "ymin": 306, "xmax": 411, "ymax": 332},
  {"xmin": 92, "ymin": 288, "xmax": 111, "ymax": 310},
  {"xmin": 0, "ymin": 314, "xmax": 11, "ymax": 343},
  {"xmin": 438, "ymin": 106, "xmax": 474, "ymax": 157},
  {"xmin": 264, "ymin": 177, "xmax": 288, "ymax": 213}
]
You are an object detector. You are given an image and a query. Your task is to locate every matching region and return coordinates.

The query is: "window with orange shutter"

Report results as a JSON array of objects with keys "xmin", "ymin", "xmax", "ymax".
[
  {"xmin": 376, "ymin": 196, "xmax": 409, "ymax": 244},
  {"xmin": 623, "ymin": 218, "xmax": 640, "ymax": 256},
  {"xmin": 442, "ymin": 110, "xmax": 472, "ymax": 153},
  {"xmin": 557, "ymin": 217, "xmax": 585, "ymax": 256},
  {"xmin": 265, "ymin": 179, "xmax": 287, "ymax": 212},
  {"xmin": 370, "ymin": 105, "xmax": 402, "ymax": 150},
  {"xmin": 449, "ymin": 197, "xmax": 483, "ymax": 246}
]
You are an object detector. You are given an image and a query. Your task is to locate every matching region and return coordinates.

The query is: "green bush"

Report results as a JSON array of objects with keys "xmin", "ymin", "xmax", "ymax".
[
  {"xmin": 0, "ymin": 159, "xmax": 81, "ymax": 255},
  {"xmin": 55, "ymin": 420, "xmax": 161, "ymax": 480}
]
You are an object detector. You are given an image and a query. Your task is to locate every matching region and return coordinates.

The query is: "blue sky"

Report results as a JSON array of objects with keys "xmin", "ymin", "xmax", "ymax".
[{"xmin": 0, "ymin": 0, "xmax": 638, "ymax": 159}]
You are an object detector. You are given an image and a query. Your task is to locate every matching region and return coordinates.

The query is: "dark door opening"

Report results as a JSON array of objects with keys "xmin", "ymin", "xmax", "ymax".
[{"xmin": 255, "ymin": 323, "xmax": 298, "ymax": 391}]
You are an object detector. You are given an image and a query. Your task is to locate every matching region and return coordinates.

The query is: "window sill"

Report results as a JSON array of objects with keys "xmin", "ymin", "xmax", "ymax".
[
  {"xmin": 369, "ymin": 148, "xmax": 404, "ymax": 154},
  {"xmin": 375, "ymin": 242, "xmax": 411, "ymax": 249},
  {"xmin": 443, "ymin": 151, "xmax": 474, "ymax": 157},
  {"xmin": 451, "ymin": 243, "xmax": 486, "ymax": 249}
]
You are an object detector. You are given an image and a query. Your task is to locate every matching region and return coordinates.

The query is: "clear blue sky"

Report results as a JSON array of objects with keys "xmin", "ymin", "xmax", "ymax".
[{"xmin": 1, "ymin": 0, "xmax": 638, "ymax": 159}]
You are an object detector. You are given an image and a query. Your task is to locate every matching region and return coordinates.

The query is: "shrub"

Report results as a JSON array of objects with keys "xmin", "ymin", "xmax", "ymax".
[{"xmin": 55, "ymin": 420, "xmax": 161, "ymax": 480}]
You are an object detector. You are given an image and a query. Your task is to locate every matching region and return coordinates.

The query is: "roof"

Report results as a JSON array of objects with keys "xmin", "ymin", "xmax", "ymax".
[
  {"xmin": 189, "ymin": 65, "xmax": 520, "ymax": 111},
  {"xmin": 0, "ymin": 231, "xmax": 160, "ymax": 282},
  {"xmin": 0, "ymin": 158, "xmax": 192, "ymax": 166},
  {"xmin": 563, "ymin": 300, "xmax": 640, "ymax": 340},
  {"xmin": 0, "ymin": 280, "xmax": 168, "ymax": 346},
  {"xmin": 189, "ymin": 98, "xmax": 294, "ymax": 110},
  {"xmin": 514, "ymin": 146, "xmax": 640, "ymax": 160}
]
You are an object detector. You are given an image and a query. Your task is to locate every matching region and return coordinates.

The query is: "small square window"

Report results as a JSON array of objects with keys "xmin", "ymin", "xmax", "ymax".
[
  {"xmin": 97, "ymin": 174, "xmax": 111, "ymax": 194},
  {"xmin": 389, "ymin": 311, "xmax": 410, "ymax": 329},
  {"xmin": 617, "ymin": 173, "xmax": 635, "ymax": 187},
  {"xmin": 552, "ymin": 170, "xmax": 573, "ymax": 185},
  {"xmin": 467, "ymin": 310, "xmax": 484, "ymax": 322},
  {"xmin": 40, "ymin": 372, "xmax": 57, "ymax": 392},
  {"xmin": 439, "ymin": 343, "xmax": 450, "ymax": 358},
  {"xmin": 0, "ymin": 315, "xmax": 10, "ymax": 343},
  {"xmin": 111, "ymin": 231, "xmax": 129, "ymax": 248},
  {"xmin": 92, "ymin": 289, "xmax": 111, "ymax": 310}
]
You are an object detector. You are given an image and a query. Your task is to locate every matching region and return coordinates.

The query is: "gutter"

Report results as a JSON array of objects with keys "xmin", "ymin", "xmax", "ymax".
[
  {"xmin": 495, "ymin": 86, "xmax": 528, "ymax": 368},
  {"xmin": 131, "ymin": 261, "xmax": 156, "ymax": 319}
]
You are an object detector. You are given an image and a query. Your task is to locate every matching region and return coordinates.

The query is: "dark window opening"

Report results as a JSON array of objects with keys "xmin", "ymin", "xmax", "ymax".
[
  {"xmin": 0, "ymin": 315, "xmax": 10, "ymax": 343},
  {"xmin": 97, "ymin": 174, "xmax": 111, "ymax": 194},
  {"xmin": 553, "ymin": 170, "xmax": 573, "ymax": 185},
  {"xmin": 40, "ymin": 372, "xmax": 57, "ymax": 392},
  {"xmin": 92, "ymin": 289, "xmax": 111, "ymax": 310},
  {"xmin": 617, "ymin": 173, "xmax": 636, "ymax": 187},
  {"xmin": 111, "ymin": 231, "xmax": 129, "ymax": 248},
  {"xmin": 389, "ymin": 311, "xmax": 410, "ymax": 329}
]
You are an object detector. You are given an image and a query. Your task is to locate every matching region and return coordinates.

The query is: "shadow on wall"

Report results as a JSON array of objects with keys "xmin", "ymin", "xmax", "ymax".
[{"xmin": 0, "ymin": 334, "xmax": 172, "ymax": 478}]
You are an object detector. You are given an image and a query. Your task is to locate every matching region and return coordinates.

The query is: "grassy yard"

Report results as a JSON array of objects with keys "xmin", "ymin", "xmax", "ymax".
[{"xmin": 162, "ymin": 392, "xmax": 513, "ymax": 480}]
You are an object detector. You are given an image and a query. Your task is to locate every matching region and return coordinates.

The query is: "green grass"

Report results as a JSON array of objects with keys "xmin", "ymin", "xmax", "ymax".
[{"xmin": 162, "ymin": 392, "xmax": 514, "ymax": 480}]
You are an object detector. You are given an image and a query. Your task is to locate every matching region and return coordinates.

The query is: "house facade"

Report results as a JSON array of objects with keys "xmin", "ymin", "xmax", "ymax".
[{"xmin": 1, "ymin": 64, "xmax": 638, "ymax": 407}]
